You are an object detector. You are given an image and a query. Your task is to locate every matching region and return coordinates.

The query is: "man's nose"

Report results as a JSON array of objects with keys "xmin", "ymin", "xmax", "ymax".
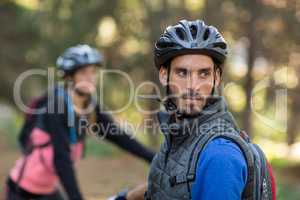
[{"xmin": 187, "ymin": 73, "xmax": 199, "ymax": 90}]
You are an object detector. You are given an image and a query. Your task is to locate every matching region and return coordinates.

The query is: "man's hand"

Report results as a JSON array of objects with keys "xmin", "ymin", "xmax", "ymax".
[
  {"xmin": 107, "ymin": 188, "xmax": 128, "ymax": 200},
  {"xmin": 126, "ymin": 183, "xmax": 147, "ymax": 200},
  {"xmin": 107, "ymin": 183, "xmax": 147, "ymax": 200}
]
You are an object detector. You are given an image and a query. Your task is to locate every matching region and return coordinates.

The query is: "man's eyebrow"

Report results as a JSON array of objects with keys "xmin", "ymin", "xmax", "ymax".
[
  {"xmin": 173, "ymin": 66, "xmax": 188, "ymax": 71},
  {"xmin": 198, "ymin": 67, "xmax": 212, "ymax": 72},
  {"xmin": 173, "ymin": 65, "xmax": 187, "ymax": 69},
  {"xmin": 172, "ymin": 65, "xmax": 213, "ymax": 71}
]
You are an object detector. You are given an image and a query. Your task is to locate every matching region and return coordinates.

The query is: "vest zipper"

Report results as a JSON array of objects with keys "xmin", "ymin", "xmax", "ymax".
[{"xmin": 164, "ymin": 134, "xmax": 172, "ymax": 167}]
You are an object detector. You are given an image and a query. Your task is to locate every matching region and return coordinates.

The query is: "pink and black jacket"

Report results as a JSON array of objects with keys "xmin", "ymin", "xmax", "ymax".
[{"xmin": 9, "ymin": 87, "xmax": 155, "ymax": 200}]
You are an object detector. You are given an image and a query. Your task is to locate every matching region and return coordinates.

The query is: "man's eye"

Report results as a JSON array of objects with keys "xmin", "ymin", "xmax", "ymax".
[
  {"xmin": 199, "ymin": 71, "xmax": 210, "ymax": 78},
  {"xmin": 177, "ymin": 70, "xmax": 187, "ymax": 77}
]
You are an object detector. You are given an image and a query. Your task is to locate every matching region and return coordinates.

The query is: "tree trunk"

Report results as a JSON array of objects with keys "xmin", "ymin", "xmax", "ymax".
[{"xmin": 242, "ymin": 1, "xmax": 260, "ymax": 137}]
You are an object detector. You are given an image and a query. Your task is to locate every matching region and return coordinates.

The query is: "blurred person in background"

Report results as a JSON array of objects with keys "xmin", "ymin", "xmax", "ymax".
[{"xmin": 5, "ymin": 44, "xmax": 155, "ymax": 200}]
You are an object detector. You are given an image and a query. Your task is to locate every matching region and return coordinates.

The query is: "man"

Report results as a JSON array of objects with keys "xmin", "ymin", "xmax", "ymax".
[
  {"xmin": 147, "ymin": 19, "xmax": 250, "ymax": 200},
  {"xmin": 6, "ymin": 44, "xmax": 155, "ymax": 200},
  {"xmin": 113, "ymin": 19, "xmax": 249, "ymax": 200}
]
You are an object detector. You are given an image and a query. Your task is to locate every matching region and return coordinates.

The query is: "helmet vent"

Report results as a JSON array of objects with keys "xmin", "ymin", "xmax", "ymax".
[
  {"xmin": 213, "ymin": 42, "xmax": 227, "ymax": 49},
  {"xmin": 203, "ymin": 28, "xmax": 210, "ymax": 40},
  {"xmin": 190, "ymin": 25, "xmax": 197, "ymax": 39},
  {"xmin": 156, "ymin": 41, "xmax": 175, "ymax": 49},
  {"xmin": 176, "ymin": 28, "xmax": 185, "ymax": 41}
]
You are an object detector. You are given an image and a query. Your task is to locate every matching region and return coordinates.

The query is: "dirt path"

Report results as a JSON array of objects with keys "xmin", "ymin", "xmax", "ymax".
[
  {"xmin": 77, "ymin": 155, "xmax": 148, "ymax": 199},
  {"xmin": 0, "ymin": 135, "xmax": 148, "ymax": 200}
]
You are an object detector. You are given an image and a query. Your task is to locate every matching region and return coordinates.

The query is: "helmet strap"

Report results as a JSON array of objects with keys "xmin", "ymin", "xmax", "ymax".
[
  {"xmin": 165, "ymin": 64, "xmax": 178, "ymax": 113},
  {"xmin": 211, "ymin": 75, "xmax": 216, "ymax": 95},
  {"xmin": 211, "ymin": 64, "xmax": 222, "ymax": 96}
]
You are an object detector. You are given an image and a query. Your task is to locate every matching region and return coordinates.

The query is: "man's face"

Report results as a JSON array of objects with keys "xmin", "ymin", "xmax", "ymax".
[
  {"xmin": 159, "ymin": 54, "xmax": 220, "ymax": 116},
  {"xmin": 72, "ymin": 65, "xmax": 97, "ymax": 95}
]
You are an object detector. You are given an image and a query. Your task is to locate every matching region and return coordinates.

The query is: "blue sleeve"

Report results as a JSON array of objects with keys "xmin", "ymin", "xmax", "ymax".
[{"xmin": 191, "ymin": 138, "xmax": 248, "ymax": 200}]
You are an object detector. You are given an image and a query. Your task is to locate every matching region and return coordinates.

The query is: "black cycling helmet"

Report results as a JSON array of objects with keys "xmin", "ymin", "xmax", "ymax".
[
  {"xmin": 56, "ymin": 44, "xmax": 104, "ymax": 75},
  {"xmin": 154, "ymin": 19, "xmax": 228, "ymax": 69}
]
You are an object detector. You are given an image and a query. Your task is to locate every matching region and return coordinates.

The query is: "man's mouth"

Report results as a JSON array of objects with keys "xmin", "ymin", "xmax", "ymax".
[{"xmin": 181, "ymin": 95, "xmax": 203, "ymax": 101}]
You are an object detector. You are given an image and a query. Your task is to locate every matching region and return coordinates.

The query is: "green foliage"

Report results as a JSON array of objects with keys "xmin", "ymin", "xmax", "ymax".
[
  {"xmin": 276, "ymin": 182, "xmax": 300, "ymax": 200},
  {"xmin": 85, "ymin": 137, "xmax": 115, "ymax": 157},
  {"xmin": 0, "ymin": 111, "xmax": 23, "ymax": 148}
]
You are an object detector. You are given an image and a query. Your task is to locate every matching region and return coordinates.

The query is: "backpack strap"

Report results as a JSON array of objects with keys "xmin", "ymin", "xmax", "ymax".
[
  {"xmin": 56, "ymin": 87, "xmax": 78, "ymax": 144},
  {"xmin": 251, "ymin": 144, "xmax": 274, "ymax": 200},
  {"xmin": 186, "ymin": 133, "xmax": 218, "ymax": 198},
  {"xmin": 18, "ymin": 94, "xmax": 48, "ymax": 153},
  {"xmin": 16, "ymin": 140, "xmax": 52, "ymax": 194},
  {"xmin": 187, "ymin": 132, "xmax": 256, "ymax": 200}
]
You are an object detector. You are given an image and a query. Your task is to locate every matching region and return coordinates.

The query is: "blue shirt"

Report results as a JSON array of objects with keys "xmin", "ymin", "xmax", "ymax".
[{"xmin": 191, "ymin": 138, "xmax": 248, "ymax": 200}]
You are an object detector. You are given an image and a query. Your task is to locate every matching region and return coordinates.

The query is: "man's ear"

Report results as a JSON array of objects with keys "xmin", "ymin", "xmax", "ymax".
[{"xmin": 159, "ymin": 67, "xmax": 168, "ymax": 86}]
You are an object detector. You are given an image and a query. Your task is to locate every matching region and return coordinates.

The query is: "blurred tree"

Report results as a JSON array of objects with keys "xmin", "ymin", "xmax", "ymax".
[
  {"xmin": 200, "ymin": 0, "xmax": 300, "ymax": 142},
  {"xmin": 0, "ymin": 1, "xmax": 41, "ymax": 103},
  {"xmin": 1, "ymin": 0, "xmax": 299, "ymax": 145}
]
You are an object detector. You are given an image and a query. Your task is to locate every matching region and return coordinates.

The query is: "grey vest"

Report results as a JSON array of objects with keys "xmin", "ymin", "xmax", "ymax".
[{"xmin": 146, "ymin": 99, "xmax": 243, "ymax": 200}]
